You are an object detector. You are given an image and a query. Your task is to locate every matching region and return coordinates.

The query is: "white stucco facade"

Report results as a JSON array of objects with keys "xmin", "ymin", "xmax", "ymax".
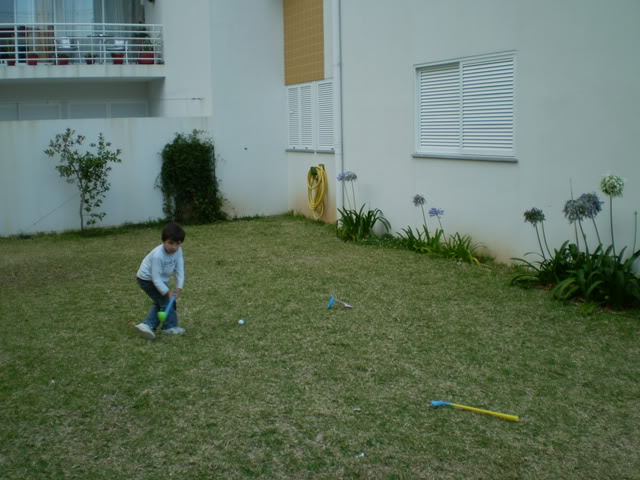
[
  {"xmin": 329, "ymin": 0, "xmax": 640, "ymax": 262},
  {"xmin": 1, "ymin": 0, "xmax": 287, "ymax": 236},
  {"xmin": 1, "ymin": 0, "xmax": 638, "ymax": 265}
]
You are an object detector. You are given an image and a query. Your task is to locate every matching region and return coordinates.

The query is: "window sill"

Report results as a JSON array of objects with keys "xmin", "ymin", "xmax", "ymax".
[
  {"xmin": 413, "ymin": 153, "xmax": 517, "ymax": 163},
  {"xmin": 286, "ymin": 149, "xmax": 335, "ymax": 154}
]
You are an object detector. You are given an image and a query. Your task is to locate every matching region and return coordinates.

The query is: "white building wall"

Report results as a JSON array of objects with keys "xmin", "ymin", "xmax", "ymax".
[
  {"xmin": 0, "ymin": 117, "xmax": 208, "ymax": 236},
  {"xmin": 208, "ymin": 0, "xmax": 288, "ymax": 218},
  {"xmin": 146, "ymin": 0, "xmax": 212, "ymax": 117},
  {"xmin": 338, "ymin": 0, "xmax": 640, "ymax": 262},
  {"xmin": 287, "ymin": 0, "xmax": 338, "ymax": 223},
  {"xmin": 0, "ymin": 0, "xmax": 289, "ymax": 236}
]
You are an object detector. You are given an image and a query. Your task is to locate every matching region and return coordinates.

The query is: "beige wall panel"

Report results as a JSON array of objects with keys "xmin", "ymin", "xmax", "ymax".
[{"xmin": 284, "ymin": 0, "xmax": 324, "ymax": 85}]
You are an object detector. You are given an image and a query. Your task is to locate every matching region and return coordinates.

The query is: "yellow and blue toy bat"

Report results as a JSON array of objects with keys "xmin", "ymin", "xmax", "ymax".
[
  {"xmin": 157, "ymin": 295, "xmax": 176, "ymax": 326},
  {"xmin": 430, "ymin": 400, "xmax": 520, "ymax": 422}
]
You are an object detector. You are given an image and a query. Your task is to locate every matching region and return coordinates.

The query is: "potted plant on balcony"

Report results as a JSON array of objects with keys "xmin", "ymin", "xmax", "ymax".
[
  {"xmin": 57, "ymin": 53, "xmax": 70, "ymax": 65},
  {"xmin": 111, "ymin": 51, "xmax": 125, "ymax": 64},
  {"xmin": 133, "ymin": 25, "xmax": 155, "ymax": 65},
  {"xmin": 137, "ymin": 42, "xmax": 155, "ymax": 64},
  {"xmin": 85, "ymin": 53, "xmax": 97, "ymax": 64},
  {"xmin": 27, "ymin": 53, "xmax": 39, "ymax": 66},
  {"xmin": 1, "ymin": 45, "xmax": 16, "ymax": 66}
]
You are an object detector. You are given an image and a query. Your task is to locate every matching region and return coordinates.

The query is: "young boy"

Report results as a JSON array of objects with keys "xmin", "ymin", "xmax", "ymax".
[{"xmin": 134, "ymin": 222, "xmax": 186, "ymax": 340}]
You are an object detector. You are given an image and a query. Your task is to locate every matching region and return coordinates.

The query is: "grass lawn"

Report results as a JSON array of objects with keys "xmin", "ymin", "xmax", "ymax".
[{"xmin": 1, "ymin": 216, "xmax": 639, "ymax": 479}]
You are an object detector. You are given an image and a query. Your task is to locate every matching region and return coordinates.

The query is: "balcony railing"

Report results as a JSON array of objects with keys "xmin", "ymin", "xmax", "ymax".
[{"xmin": 0, "ymin": 23, "xmax": 163, "ymax": 66}]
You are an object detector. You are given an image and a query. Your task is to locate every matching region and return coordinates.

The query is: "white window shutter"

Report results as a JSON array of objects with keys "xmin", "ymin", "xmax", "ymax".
[
  {"xmin": 317, "ymin": 80, "xmax": 333, "ymax": 150},
  {"xmin": 300, "ymin": 84, "xmax": 313, "ymax": 149},
  {"xmin": 461, "ymin": 57, "xmax": 514, "ymax": 155},
  {"xmin": 418, "ymin": 64, "xmax": 460, "ymax": 152},
  {"xmin": 287, "ymin": 80, "xmax": 335, "ymax": 152},
  {"xmin": 287, "ymin": 86, "xmax": 300, "ymax": 149}
]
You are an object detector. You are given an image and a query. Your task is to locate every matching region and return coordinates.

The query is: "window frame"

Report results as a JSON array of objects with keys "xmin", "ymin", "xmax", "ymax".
[
  {"xmin": 415, "ymin": 51, "xmax": 516, "ymax": 162},
  {"xmin": 287, "ymin": 79, "xmax": 334, "ymax": 153}
]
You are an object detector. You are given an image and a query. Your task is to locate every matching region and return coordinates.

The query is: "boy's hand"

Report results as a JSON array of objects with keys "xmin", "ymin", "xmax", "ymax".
[{"xmin": 168, "ymin": 289, "xmax": 182, "ymax": 299}]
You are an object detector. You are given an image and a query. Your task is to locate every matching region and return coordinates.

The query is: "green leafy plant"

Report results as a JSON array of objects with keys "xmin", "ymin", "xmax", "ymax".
[
  {"xmin": 337, "ymin": 204, "xmax": 390, "ymax": 241},
  {"xmin": 336, "ymin": 171, "xmax": 390, "ymax": 241},
  {"xmin": 513, "ymin": 175, "xmax": 640, "ymax": 308},
  {"xmin": 551, "ymin": 245, "xmax": 640, "ymax": 307},
  {"xmin": 511, "ymin": 241, "xmax": 584, "ymax": 287},
  {"xmin": 443, "ymin": 232, "xmax": 481, "ymax": 264},
  {"xmin": 159, "ymin": 130, "xmax": 226, "ymax": 224},
  {"xmin": 400, "ymin": 195, "xmax": 482, "ymax": 264},
  {"xmin": 399, "ymin": 226, "xmax": 445, "ymax": 255},
  {"xmin": 45, "ymin": 128, "xmax": 122, "ymax": 231}
]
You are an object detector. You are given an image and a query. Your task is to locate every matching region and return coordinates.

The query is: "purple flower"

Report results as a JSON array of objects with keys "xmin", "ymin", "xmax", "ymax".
[
  {"xmin": 428, "ymin": 208, "xmax": 444, "ymax": 218},
  {"xmin": 523, "ymin": 207, "xmax": 545, "ymax": 226},
  {"xmin": 337, "ymin": 171, "xmax": 358, "ymax": 182},
  {"xmin": 563, "ymin": 199, "xmax": 587, "ymax": 223},
  {"xmin": 577, "ymin": 192, "xmax": 603, "ymax": 219}
]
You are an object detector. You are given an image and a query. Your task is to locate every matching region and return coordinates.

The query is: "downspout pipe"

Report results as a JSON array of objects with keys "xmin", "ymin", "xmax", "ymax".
[{"xmin": 332, "ymin": 0, "xmax": 344, "ymax": 214}]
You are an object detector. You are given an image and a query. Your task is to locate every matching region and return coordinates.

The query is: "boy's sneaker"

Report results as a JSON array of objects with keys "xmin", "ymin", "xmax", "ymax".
[
  {"xmin": 134, "ymin": 323, "xmax": 155, "ymax": 340},
  {"xmin": 162, "ymin": 327, "xmax": 185, "ymax": 335}
]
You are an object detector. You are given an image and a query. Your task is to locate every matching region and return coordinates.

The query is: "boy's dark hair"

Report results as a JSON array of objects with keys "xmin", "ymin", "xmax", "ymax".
[{"xmin": 162, "ymin": 222, "xmax": 186, "ymax": 242}]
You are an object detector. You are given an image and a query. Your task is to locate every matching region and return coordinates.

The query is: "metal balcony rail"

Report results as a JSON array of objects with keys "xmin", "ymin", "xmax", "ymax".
[{"xmin": 0, "ymin": 23, "xmax": 163, "ymax": 66}]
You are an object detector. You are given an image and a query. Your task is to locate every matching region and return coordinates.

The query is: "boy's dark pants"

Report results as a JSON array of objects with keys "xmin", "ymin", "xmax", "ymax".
[{"xmin": 137, "ymin": 278, "xmax": 178, "ymax": 330}]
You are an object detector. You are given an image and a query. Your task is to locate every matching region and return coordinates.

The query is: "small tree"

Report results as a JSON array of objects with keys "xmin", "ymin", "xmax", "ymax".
[
  {"xmin": 45, "ymin": 128, "xmax": 122, "ymax": 231},
  {"xmin": 159, "ymin": 130, "xmax": 226, "ymax": 224}
]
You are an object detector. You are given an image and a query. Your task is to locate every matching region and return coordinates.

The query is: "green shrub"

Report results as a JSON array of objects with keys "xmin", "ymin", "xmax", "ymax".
[
  {"xmin": 514, "ymin": 175, "xmax": 640, "ymax": 308},
  {"xmin": 336, "ymin": 171, "xmax": 390, "ymax": 241},
  {"xmin": 400, "ymin": 195, "xmax": 483, "ymax": 264},
  {"xmin": 337, "ymin": 204, "xmax": 390, "ymax": 242},
  {"xmin": 45, "ymin": 128, "xmax": 122, "ymax": 232},
  {"xmin": 398, "ymin": 226, "xmax": 445, "ymax": 255},
  {"xmin": 552, "ymin": 245, "xmax": 640, "ymax": 307},
  {"xmin": 159, "ymin": 130, "xmax": 226, "ymax": 224},
  {"xmin": 444, "ymin": 232, "xmax": 481, "ymax": 264},
  {"xmin": 511, "ymin": 241, "xmax": 583, "ymax": 287}
]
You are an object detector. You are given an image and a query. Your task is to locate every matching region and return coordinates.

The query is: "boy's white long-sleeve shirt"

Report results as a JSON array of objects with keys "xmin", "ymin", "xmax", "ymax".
[{"xmin": 136, "ymin": 244, "xmax": 185, "ymax": 295}]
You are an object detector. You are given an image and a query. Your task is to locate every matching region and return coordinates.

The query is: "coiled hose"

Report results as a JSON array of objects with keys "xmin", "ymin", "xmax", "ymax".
[{"xmin": 307, "ymin": 165, "xmax": 327, "ymax": 219}]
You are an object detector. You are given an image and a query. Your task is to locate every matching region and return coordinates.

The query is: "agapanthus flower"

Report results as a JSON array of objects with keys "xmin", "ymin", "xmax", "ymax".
[
  {"xmin": 563, "ymin": 199, "xmax": 588, "ymax": 223},
  {"xmin": 337, "ymin": 171, "xmax": 358, "ymax": 182},
  {"xmin": 600, "ymin": 174, "xmax": 624, "ymax": 197},
  {"xmin": 412, "ymin": 194, "xmax": 426, "ymax": 207},
  {"xmin": 576, "ymin": 192, "xmax": 603, "ymax": 219},
  {"xmin": 428, "ymin": 207, "xmax": 444, "ymax": 217},
  {"xmin": 523, "ymin": 207, "xmax": 545, "ymax": 226}
]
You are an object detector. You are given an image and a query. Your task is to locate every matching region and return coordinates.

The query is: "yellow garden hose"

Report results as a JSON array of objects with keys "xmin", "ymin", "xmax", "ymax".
[{"xmin": 307, "ymin": 165, "xmax": 328, "ymax": 219}]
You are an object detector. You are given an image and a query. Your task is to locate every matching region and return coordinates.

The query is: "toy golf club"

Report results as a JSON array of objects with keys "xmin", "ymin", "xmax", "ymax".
[
  {"xmin": 157, "ymin": 295, "xmax": 176, "ymax": 326},
  {"xmin": 430, "ymin": 400, "xmax": 520, "ymax": 422},
  {"xmin": 327, "ymin": 295, "xmax": 353, "ymax": 309}
]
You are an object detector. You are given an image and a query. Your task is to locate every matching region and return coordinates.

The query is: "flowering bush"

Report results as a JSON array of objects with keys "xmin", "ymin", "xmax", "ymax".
[
  {"xmin": 398, "ymin": 194, "xmax": 481, "ymax": 264},
  {"xmin": 513, "ymin": 174, "xmax": 639, "ymax": 308},
  {"xmin": 336, "ymin": 171, "xmax": 390, "ymax": 241}
]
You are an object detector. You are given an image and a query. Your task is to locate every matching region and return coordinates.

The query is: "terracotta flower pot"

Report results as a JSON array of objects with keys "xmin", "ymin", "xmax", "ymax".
[
  {"xmin": 111, "ymin": 53, "xmax": 124, "ymax": 65},
  {"xmin": 137, "ymin": 51, "xmax": 155, "ymax": 65}
]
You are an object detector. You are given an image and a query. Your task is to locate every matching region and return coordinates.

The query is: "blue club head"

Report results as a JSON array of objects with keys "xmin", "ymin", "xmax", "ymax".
[{"xmin": 327, "ymin": 296, "xmax": 336, "ymax": 309}]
